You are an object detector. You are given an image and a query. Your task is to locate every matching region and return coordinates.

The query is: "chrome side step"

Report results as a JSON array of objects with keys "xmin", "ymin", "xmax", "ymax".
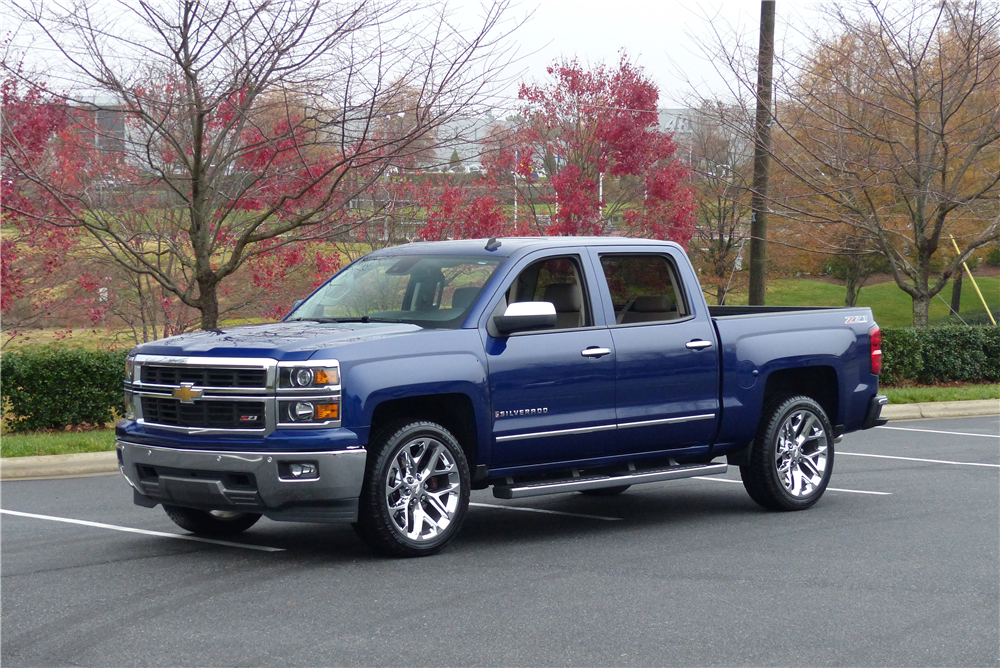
[{"xmin": 493, "ymin": 462, "xmax": 729, "ymax": 500}]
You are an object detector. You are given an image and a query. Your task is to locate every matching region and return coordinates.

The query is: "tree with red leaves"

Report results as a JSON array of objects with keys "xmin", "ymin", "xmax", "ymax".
[
  {"xmin": 492, "ymin": 56, "xmax": 695, "ymax": 244},
  {"xmin": 4, "ymin": 0, "xmax": 516, "ymax": 330}
]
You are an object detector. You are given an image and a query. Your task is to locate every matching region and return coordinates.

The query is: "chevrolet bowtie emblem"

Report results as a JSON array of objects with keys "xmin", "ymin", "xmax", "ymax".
[{"xmin": 173, "ymin": 383, "xmax": 203, "ymax": 404}]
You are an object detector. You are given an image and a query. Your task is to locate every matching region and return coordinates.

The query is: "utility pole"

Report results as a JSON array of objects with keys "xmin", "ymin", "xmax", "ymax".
[{"xmin": 749, "ymin": 1, "xmax": 775, "ymax": 306}]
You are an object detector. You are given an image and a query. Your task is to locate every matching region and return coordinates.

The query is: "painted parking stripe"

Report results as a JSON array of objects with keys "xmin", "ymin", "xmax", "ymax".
[
  {"xmin": 470, "ymin": 502, "xmax": 622, "ymax": 521},
  {"xmin": 0, "ymin": 509, "xmax": 285, "ymax": 552},
  {"xmin": 692, "ymin": 476, "xmax": 891, "ymax": 495},
  {"xmin": 839, "ymin": 452, "xmax": 1000, "ymax": 468},
  {"xmin": 877, "ymin": 426, "xmax": 1000, "ymax": 439}
]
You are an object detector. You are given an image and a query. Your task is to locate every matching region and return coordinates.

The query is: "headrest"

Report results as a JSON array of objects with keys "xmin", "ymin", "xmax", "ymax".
[
  {"xmin": 542, "ymin": 283, "xmax": 582, "ymax": 312},
  {"xmin": 633, "ymin": 295, "xmax": 673, "ymax": 312},
  {"xmin": 451, "ymin": 286, "xmax": 479, "ymax": 311}
]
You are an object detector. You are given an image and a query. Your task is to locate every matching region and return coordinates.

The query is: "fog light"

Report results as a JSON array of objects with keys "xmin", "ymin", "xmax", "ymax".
[
  {"xmin": 293, "ymin": 402, "xmax": 314, "ymax": 421},
  {"xmin": 279, "ymin": 461, "xmax": 319, "ymax": 480},
  {"xmin": 290, "ymin": 463, "xmax": 317, "ymax": 478}
]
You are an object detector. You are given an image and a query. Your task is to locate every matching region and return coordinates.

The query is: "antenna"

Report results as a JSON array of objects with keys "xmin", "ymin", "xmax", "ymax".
[{"xmin": 485, "ymin": 237, "xmax": 502, "ymax": 251}]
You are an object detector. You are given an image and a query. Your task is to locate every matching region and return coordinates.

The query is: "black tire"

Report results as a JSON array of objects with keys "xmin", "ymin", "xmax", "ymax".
[
  {"xmin": 356, "ymin": 420, "xmax": 470, "ymax": 557},
  {"xmin": 740, "ymin": 395, "xmax": 835, "ymax": 511},
  {"xmin": 163, "ymin": 506, "xmax": 261, "ymax": 535},
  {"xmin": 579, "ymin": 485, "xmax": 631, "ymax": 496}
]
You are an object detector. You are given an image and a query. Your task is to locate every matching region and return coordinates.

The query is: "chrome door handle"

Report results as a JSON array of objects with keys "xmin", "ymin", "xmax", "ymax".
[
  {"xmin": 685, "ymin": 340, "xmax": 713, "ymax": 350},
  {"xmin": 581, "ymin": 347, "xmax": 612, "ymax": 358}
]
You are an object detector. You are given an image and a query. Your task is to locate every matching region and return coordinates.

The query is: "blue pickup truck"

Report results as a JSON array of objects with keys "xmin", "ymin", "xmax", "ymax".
[{"xmin": 117, "ymin": 237, "xmax": 887, "ymax": 556}]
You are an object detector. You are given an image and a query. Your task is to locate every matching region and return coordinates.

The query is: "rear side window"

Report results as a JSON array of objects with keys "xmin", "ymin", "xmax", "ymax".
[{"xmin": 599, "ymin": 254, "xmax": 688, "ymax": 324}]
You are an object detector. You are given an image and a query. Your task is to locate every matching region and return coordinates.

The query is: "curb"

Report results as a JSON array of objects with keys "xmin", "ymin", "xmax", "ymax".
[
  {"xmin": 1, "ymin": 400, "xmax": 997, "ymax": 481},
  {"xmin": 2, "ymin": 451, "xmax": 119, "ymax": 480},
  {"xmin": 880, "ymin": 399, "xmax": 1000, "ymax": 420}
]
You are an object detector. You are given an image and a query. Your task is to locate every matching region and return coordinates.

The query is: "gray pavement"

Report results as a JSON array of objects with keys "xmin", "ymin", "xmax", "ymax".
[{"xmin": 1, "ymin": 415, "xmax": 998, "ymax": 667}]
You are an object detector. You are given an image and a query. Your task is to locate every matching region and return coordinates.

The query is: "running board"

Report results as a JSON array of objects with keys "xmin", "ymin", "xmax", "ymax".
[{"xmin": 493, "ymin": 462, "xmax": 729, "ymax": 500}]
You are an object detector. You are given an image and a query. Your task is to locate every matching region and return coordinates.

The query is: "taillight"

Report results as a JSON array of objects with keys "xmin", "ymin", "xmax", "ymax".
[{"xmin": 869, "ymin": 325, "xmax": 882, "ymax": 375}]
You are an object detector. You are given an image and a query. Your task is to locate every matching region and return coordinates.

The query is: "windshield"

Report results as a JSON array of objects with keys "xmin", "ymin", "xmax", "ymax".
[{"xmin": 288, "ymin": 254, "xmax": 502, "ymax": 329}]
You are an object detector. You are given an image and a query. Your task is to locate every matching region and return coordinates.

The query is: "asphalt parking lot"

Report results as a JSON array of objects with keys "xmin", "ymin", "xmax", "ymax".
[{"xmin": 2, "ymin": 415, "xmax": 998, "ymax": 667}]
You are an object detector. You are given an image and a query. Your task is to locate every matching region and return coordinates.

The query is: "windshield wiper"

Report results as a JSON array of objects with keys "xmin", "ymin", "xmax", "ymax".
[{"xmin": 288, "ymin": 316, "xmax": 397, "ymax": 324}]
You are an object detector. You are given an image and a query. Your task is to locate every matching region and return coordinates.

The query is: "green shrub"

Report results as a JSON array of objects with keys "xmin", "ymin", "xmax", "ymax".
[
  {"xmin": 1, "ymin": 347, "xmax": 128, "ymax": 432},
  {"xmin": 881, "ymin": 325, "xmax": 1000, "ymax": 385},
  {"xmin": 985, "ymin": 245, "xmax": 1000, "ymax": 268}
]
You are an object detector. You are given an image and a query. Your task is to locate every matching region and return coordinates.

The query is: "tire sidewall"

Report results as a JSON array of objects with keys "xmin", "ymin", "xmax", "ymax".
[{"xmin": 361, "ymin": 420, "xmax": 471, "ymax": 556}]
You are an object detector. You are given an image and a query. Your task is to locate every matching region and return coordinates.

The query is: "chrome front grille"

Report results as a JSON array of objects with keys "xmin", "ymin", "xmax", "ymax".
[
  {"xmin": 141, "ymin": 397, "xmax": 266, "ymax": 429},
  {"xmin": 125, "ymin": 355, "xmax": 341, "ymax": 435},
  {"xmin": 140, "ymin": 365, "xmax": 267, "ymax": 388}
]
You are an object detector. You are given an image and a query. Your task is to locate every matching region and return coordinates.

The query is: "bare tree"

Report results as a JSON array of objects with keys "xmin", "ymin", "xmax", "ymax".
[
  {"xmin": 686, "ymin": 101, "xmax": 754, "ymax": 305},
  {"xmin": 698, "ymin": 0, "xmax": 1000, "ymax": 326},
  {"xmin": 2, "ymin": 0, "xmax": 518, "ymax": 329}
]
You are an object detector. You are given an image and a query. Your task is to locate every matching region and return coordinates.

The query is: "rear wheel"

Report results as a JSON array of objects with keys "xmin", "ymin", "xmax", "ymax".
[
  {"xmin": 163, "ymin": 506, "xmax": 261, "ymax": 535},
  {"xmin": 740, "ymin": 395, "xmax": 834, "ymax": 511},
  {"xmin": 356, "ymin": 420, "xmax": 470, "ymax": 557}
]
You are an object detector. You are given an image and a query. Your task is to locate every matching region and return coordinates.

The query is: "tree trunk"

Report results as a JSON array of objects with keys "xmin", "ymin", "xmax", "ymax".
[
  {"xmin": 198, "ymin": 280, "xmax": 220, "ymax": 330},
  {"xmin": 912, "ymin": 294, "xmax": 930, "ymax": 328},
  {"xmin": 950, "ymin": 272, "xmax": 963, "ymax": 316}
]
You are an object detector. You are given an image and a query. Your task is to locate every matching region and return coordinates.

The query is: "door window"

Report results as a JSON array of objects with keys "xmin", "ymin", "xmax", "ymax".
[
  {"xmin": 599, "ymin": 254, "xmax": 688, "ymax": 324},
  {"xmin": 507, "ymin": 256, "xmax": 591, "ymax": 329}
]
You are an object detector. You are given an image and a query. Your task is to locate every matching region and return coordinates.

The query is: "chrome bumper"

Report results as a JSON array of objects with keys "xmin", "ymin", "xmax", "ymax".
[{"xmin": 117, "ymin": 440, "xmax": 367, "ymax": 523}]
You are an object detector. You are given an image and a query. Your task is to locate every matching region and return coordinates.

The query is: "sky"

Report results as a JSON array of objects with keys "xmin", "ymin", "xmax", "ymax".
[
  {"xmin": 5, "ymin": 0, "xmax": 824, "ymax": 109},
  {"xmin": 484, "ymin": 0, "xmax": 823, "ymax": 107}
]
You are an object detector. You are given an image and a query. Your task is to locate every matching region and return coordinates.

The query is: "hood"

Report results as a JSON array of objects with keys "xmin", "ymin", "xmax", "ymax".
[{"xmin": 132, "ymin": 321, "xmax": 424, "ymax": 360}]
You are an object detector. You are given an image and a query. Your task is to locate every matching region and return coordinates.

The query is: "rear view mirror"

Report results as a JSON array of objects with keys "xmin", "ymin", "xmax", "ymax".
[{"xmin": 493, "ymin": 301, "xmax": 557, "ymax": 335}]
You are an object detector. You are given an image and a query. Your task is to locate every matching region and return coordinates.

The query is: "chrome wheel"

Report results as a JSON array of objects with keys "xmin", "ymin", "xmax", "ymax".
[
  {"xmin": 384, "ymin": 435, "xmax": 463, "ymax": 543},
  {"xmin": 774, "ymin": 409, "xmax": 829, "ymax": 498},
  {"xmin": 740, "ymin": 395, "xmax": 834, "ymax": 511}
]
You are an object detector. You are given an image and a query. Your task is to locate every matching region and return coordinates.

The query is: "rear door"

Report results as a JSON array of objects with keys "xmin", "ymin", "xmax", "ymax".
[
  {"xmin": 589, "ymin": 247, "xmax": 720, "ymax": 457},
  {"xmin": 483, "ymin": 250, "xmax": 617, "ymax": 469}
]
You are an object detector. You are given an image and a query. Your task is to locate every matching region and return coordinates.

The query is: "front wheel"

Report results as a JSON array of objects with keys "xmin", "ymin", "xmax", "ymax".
[
  {"xmin": 356, "ymin": 420, "xmax": 470, "ymax": 557},
  {"xmin": 163, "ymin": 506, "xmax": 261, "ymax": 535},
  {"xmin": 740, "ymin": 395, "xmax": 834, "ymax": 511}
]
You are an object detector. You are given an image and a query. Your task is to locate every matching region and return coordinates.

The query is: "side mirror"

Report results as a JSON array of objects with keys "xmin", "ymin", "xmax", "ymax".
[
  {"xmin": 493, "ymin": 301, "xmax": 556, "ymax": 335},
  {"xmin": 286, "ymin": 299, "xmax": 305, "ymax": 319}
]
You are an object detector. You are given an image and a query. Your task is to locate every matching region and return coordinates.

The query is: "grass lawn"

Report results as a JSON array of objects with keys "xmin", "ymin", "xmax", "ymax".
[
  {"xmin": 883, "ymin": 383, "xmax": 999, "ymax": 404},
  {"xmin": 720, "ymin": 275, "xmax": 999, "ymax": 328},
  {"xmin": 1, "ymin": 429, "xmax": 116, "ymax": 458}
]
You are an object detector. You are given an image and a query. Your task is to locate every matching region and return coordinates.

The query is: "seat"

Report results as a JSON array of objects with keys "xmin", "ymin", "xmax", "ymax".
[
  {"xmin": 620, "ymin": 294, "xmax": 677, "ymax": 323},
  {"xmin": 450, "ymin": 286, "xmax": 480, "ymax": 311},
  {"xmin": 542, "ymin": 283, "xmax": 583, "ymax": 329}
]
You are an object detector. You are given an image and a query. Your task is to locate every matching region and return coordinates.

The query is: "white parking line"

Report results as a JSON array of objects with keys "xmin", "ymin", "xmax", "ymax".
[
  {"xmin": 692, "ymin": 476, "xmax": 891, "ymax": 495},
  {"xmin": 0, "ymin": 509, "xmax": 285, "ymax": 552},
  {"xmin": 877, "ymin": 426, "xmax": 1000, "ymax": 439},
  {"xmin": 839, "ymin": 452, "xmax": 1000, "ymax": 468},
  {"xmin": 470, "ymin": 502, "xmax": 622, "ymax": 521}
]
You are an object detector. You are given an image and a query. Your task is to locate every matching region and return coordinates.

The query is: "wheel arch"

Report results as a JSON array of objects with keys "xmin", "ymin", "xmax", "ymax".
[
  {"xmin": 762, "ymin": 366, "xmax": 839, "ymax": 429},
  {"xmin": 369, "ymin": 393, "xmax": 480, "ymax": 469}
]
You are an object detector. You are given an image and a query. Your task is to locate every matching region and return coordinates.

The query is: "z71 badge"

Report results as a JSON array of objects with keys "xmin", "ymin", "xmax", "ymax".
[{"xmin": 845, "ymin": 315, "xmax": 868, "ymax": 324}]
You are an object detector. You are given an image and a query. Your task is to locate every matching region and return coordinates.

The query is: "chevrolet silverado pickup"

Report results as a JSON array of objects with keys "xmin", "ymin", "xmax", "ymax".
[{"xmin": 117, "ymin": 237, "xmax": 887, "ymax": 556}]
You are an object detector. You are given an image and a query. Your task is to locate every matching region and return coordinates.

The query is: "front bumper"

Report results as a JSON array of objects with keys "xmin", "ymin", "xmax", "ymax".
[
  {"xmin": 118, "ymin": 440, "xmax": 367, "ymax": 523},
  {"xmin": 862, "ymin": 394, "xmax": 889, "ymax": 430}
]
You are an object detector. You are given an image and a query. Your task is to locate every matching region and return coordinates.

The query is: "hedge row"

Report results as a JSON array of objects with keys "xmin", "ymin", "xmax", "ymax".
[
  {"xmin": 881, "ymin": 325, "xmax": 1000, "ymax": 385},
  {"xmin": 1, "ymin": 347, "xmax": 128, "ymax": 433}
]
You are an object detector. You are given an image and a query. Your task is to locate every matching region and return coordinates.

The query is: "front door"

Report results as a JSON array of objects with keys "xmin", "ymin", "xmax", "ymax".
[{"xmin": 485, "ymin": 253, "xmax": 617, "ymax": 469}]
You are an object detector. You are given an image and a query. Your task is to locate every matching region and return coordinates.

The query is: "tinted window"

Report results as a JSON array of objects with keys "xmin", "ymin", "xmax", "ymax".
[{"xmin": 599, "ymin": 254, "xmax": 688, "ymax": 324}]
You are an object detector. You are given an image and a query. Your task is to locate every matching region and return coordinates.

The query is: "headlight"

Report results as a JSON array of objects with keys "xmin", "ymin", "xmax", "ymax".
[
  {"xmin": 278, "ymin": 399, "xmax": 340, "ymax": 424},
  {"xmin": 125, "ymin": 356, "xmax": 136, "ymax": 381},
  {"xmin": 278, "ymin": 365, "xmax": 340, "ymax": 389},
  {"xmin": 124, "ymin": 390, "xmax": 136, "ymax": 420}
]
